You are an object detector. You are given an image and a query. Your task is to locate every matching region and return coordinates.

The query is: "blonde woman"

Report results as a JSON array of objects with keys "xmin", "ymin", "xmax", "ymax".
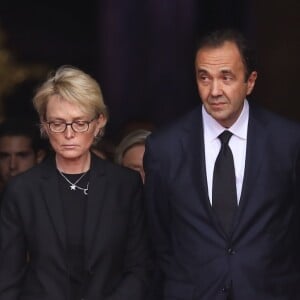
[{"xmin": 0, "ymin": 66, "xmax": 150, "ymax": 300}]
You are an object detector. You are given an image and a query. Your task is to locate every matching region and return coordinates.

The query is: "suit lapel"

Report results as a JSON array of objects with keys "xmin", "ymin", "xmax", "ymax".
[
  {"xmin": 84, "ymin": 154, "xmax": 107, "ymax": 267},
  {"xmin": 232, "ymin": 105, "xmax": 267, "ymax": 232},
  {"xmin": 180, "ymin": 106, "xmax": 220, "ymax": 229},
  {"xmin": 41, "ymin": 156, "xmax": 67, "ymax": 250}
]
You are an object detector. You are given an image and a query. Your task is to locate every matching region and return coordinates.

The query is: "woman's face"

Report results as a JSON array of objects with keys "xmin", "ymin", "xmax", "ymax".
[{"xmin": 43, "ymin": 94, "xmax": 106, "ymax": 162}]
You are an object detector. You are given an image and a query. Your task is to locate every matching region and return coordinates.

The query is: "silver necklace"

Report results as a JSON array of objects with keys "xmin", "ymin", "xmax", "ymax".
[{"xmin": 58, "ymin": 170, "xmax": 89, "ymax": 195}]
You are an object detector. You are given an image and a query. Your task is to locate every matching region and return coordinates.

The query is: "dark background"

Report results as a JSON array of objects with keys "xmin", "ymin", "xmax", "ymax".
[{"xmin": 0, "ymin": 0, "xmax": 299, "ymax": 140}]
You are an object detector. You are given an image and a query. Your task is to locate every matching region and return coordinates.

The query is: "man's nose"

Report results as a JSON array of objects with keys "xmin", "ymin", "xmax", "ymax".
[
  {"xmin": 9, "ymin": 156, "xmax": 17, "ymax": 170},
  {"xmin": 211, "ymin": 80, "xmax": 223, "ymax": 97}
]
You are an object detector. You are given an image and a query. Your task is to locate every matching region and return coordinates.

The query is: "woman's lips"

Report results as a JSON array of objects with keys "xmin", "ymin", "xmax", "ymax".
[{"xmin": 61, "ymin": 144, "xmax": 78, "ymax": 149}]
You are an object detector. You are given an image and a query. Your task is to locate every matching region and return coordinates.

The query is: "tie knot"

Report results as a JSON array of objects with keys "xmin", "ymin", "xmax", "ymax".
[{"xmin": 218, "ymin": 130, "xmax": 232, "ymax": 145}]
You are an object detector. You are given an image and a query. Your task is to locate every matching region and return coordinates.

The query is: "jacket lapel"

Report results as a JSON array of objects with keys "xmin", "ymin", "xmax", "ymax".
[
  {"xmin": 84, "ymin": 154, "xmax": 107, "ymax": 267},
  {"xmin": 232, "ymin": 105, "xmax": 267, "ymax": 233},
  {"xmin": 41, "ymin": 154, "xmax": 107, "ymax": 266},
  {"xmin": 180, "ymin": 106, "xmax": 221, "ymax": 230},
  {"xmin": 41, "ymin": 156, "xmax": 67, "ymax": 250}
]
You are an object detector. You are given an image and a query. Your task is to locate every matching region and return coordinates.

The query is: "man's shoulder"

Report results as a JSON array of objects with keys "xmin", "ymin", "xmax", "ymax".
[
  {"xmin": 149, "ymin": 105, "xmax": 202, "ymax": 143},
  {"xmin": 250, "ymin": 103, "xmax": 300, "ymax": 132}
]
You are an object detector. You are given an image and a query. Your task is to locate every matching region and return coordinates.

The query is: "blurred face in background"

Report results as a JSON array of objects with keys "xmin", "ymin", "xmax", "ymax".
[
  {"xmin": 122, "ymin": 144, "xmax": 146, "ymax": 183},
  {"xmin": 0, "ymin": 135, "xmax": 42, "ymax": 184}
]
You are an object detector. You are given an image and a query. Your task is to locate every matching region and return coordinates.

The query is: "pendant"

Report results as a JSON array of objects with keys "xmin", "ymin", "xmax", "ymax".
[
  {"xmin": 70, "ymin": 185, "xmax": 76, "ymax": 191},
  {"xmin": 84, "ymin": 188, "xmax": 88, "ymax": 195}
]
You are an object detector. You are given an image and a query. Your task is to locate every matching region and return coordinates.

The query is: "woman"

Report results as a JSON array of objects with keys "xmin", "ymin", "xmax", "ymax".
[
  {"xmin": 0, "ymin": 66, "xmax": 150, "ymax": 299},
  {"xmin": 115, "ymin": 129, "xmax": 151, "ymax": 184}
]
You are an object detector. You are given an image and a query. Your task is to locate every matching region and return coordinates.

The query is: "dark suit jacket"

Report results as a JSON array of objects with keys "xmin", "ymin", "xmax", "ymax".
[
  {"xmin": 0, "ymin": 154, "xmax": 150, "ymax": 300},
  {"xmin": 144, "ymin": 103, "xmax": 300, "ymax": 300}
]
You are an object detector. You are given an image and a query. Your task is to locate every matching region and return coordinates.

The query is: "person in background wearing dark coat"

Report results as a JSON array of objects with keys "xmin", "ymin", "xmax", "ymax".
[{"xmin": 0, "ymin": 118, "xmax": 47, "ymax": 200}]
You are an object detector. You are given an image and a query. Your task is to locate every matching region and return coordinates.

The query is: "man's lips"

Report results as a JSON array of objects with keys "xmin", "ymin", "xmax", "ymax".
[{"xmin": 210, "ymin": 102, "xmax": 227, "ymax": 108}]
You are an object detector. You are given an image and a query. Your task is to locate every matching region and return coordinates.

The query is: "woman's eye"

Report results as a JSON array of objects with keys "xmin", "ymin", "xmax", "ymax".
[
  {"xmin": 53, "ymin": 122, "xmax": 64, "ymax": 127},
  {"xmin": 75, "ymin": 122, "xmax": 86, "ymax": 127}
]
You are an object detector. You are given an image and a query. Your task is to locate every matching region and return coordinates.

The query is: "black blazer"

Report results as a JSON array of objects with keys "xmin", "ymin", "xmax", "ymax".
[
  {"xmin": 0, "ymin": 154, "xmax": 150, "ymax": 300},
  {"xmin": 144, "ymin": 103, "xmax": 300, "ymax": 300}
]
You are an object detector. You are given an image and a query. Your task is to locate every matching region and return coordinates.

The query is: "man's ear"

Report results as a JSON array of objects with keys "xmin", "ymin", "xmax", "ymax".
[
  {"xmin": 36, "ymin": 149, "xmax": 47, "ymax": 163},
  {"xmin": 246, "ymin": 71, "xmax": 257, "ymax": 95}
]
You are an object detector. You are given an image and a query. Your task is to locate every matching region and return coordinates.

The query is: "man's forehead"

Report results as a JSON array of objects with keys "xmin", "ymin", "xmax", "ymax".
[{"xmin": 0, "ymin": 135, "xmax": 33, "ymax": 150}]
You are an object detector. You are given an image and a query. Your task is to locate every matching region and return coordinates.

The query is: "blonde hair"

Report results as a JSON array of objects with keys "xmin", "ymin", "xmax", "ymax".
[
  {"xmin": 115, "ymin": 129, "xmax": 151, "ymax": 165},
  {"xmin": 33, "ymin": 65, "xmax": 108, "ymax": 122}
]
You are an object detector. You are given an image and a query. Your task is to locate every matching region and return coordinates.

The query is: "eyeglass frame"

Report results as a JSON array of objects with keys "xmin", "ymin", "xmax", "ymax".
[{"xmin": 45, "ymin": 117, "xmax": 97, "ymax": 133}]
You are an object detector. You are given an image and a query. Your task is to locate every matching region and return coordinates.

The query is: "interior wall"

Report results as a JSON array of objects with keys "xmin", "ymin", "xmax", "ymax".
[{"xmin": 252, "ymin": 0, "xmax": 300, "ymax": 121}]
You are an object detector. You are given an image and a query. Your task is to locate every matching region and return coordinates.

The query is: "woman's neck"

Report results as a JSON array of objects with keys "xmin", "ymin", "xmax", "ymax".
[{"xmin": 55, "ymin": 152, "xmax": 91, "ymax": 174}]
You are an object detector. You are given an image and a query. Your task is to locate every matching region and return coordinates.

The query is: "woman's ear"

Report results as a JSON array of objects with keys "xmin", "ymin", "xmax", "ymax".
[{"xmin": 95, "ymin": 114, "xmax": 107, "ymax": 137}]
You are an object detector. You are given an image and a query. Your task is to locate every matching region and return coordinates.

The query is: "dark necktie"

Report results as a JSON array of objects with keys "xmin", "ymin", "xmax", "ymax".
[{"xmin": 212, "ymin": 130, "xmax": 237, "ymax": 235}]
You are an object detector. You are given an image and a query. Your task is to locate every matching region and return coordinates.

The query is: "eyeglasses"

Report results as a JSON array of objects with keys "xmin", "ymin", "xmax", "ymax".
[{"xmin": 46, "ymin": 118, "xmax": 96, "ymax": 133}]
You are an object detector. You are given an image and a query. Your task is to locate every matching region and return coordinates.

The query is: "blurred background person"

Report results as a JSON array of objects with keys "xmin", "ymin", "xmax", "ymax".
[
  {"xmin": 0, "ymin": 118, "xmax": 47, "ymax": 195},
  {"xmin": 0, "ymin": 65, "xmax": 150, "ymax": 300},
  {"xmin": 90, "ymin": 136, "xmax": 115, "ymax": 161},
  {"xmin": 115, "ymin": 129, "xmax": 151, "ymax": 184}
]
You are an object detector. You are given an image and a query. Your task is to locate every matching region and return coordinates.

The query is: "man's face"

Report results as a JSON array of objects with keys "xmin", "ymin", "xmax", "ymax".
[
  {"xmin": 0, "ymin": 136, "xmax": 37, "ymax": 184},
  {"xmin": 195, "ymin": 41, "xmax": 257, "ymax": 128}
]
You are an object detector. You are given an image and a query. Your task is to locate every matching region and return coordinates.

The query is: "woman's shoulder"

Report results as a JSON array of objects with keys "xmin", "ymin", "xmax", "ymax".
[{"xmin": 92, "ymin": 155, "xmax": 141, "ymax": 183}]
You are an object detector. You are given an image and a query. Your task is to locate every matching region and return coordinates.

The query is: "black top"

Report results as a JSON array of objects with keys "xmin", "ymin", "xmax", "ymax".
[{"xmin": 58, "ymin": 170, "xmax": 90, "ymax": 300}]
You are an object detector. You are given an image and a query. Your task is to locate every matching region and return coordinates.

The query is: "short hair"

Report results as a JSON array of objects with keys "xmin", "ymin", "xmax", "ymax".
[
  {"xmin": 0, "ymin": 118, "xmax": 45, "ymax": 153},
  {"xmin": 115, "ymin": 129, "xmax": 151, "ymax": 165},
  {"xmin": 195, "ymin": 28, "xmax": 257, "ymax": 79},
  {"xmin": 33, "ymin": 65, "xmax": 108, "ymax": 122}
]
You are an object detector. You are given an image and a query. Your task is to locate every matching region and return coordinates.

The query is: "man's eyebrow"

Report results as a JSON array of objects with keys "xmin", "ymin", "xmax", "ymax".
[
  {"xmin": 197, "ymin": 68, "xmax": 209, "ymax": 74},
  {"xmin": 16, "ymin": 151, "xmax": 32, "ymax": 154},
  {"xmin": 220, "ymin": 69, "xmax": 234, "ymax": 74}
]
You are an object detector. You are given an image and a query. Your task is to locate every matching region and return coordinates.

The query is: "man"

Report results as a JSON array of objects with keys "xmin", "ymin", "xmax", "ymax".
[
  {"xmin": 144, "ymin": 29, "xmax": 300, "ymax": 299},
  {"xmin": 0, "ymin": 118, "xmax": 47, "ymax": 193}
]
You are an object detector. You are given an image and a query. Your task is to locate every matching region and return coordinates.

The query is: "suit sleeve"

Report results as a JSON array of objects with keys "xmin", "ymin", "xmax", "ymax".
[
  {"xmin": 294, "ymin": 145, "xmax": 300, "ymax": 264},
  {"xmin": 107, "ymin": 175, "xmax": 151, "ymax": 300},
  {"xmin": 0, "ymin": 185, "xmax": 27, "ymax": 300}
]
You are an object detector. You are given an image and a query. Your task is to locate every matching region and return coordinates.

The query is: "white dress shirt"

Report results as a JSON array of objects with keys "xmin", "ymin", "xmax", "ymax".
[{"xmin": 203, "ymin": 100, "xmax": 249, "ymax": 204}]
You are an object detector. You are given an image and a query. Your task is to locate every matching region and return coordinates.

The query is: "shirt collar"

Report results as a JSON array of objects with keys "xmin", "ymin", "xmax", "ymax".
[{"xmin": 202, "ymin": 100, "xmax": 249, "ymax": 142}]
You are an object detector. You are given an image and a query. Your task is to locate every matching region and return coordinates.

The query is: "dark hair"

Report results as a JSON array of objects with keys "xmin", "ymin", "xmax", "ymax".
[
  {"xmin": 195, "ymin": 28, "xmax": 257, "ymax": 80},
  {"xmin": 0, "ymin": 118, "xmax": 47, "ymax": 153}
]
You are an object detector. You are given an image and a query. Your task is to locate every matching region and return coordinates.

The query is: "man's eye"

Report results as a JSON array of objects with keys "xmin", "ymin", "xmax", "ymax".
[
  {"xmin": 198, "ymin": 74, "xmax": 210, "ymax": 82},
  {"xmin": 223, "ymin": 74, "xmax": 234, "ymax": 82},
  {"xmin": 18, "ymin": 152, "xmax": 31, "ymax": 158},
  {"xmin": 0, "ymin": 153, "xmax": 9, "ymax": 160}
]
